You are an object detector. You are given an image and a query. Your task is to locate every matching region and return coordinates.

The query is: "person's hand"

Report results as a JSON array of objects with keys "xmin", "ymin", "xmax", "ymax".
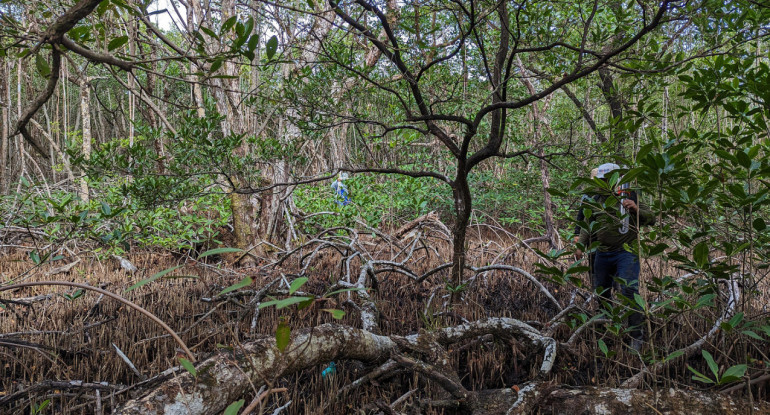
[
  {"xmin": 575, "ymin": 249, "xmax": 583, "ymax": 260},
  {"xmin": 622, "ymin": 199, "xmax": 638, "ymax": 213}
]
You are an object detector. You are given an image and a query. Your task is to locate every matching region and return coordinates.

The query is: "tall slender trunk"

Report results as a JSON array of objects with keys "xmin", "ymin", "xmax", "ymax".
[
  {"xmin": 1, "ymin": 60, "xmax": 9, "ymax": 194},
  {"xmin": 516, "ymin": 58, "xmax": 557, "ymax": 247},
  {"xmin": 17, "ymin": 58, "xmax": 25, "ymax": 180},
  {"xmin": 190, "ymin": 0, "xmax": 205, "ymax": 118},
  {"xmin": 538, "ymin": 150, "xmax": 556, "ymax": 247},
  {"xmin": 128, "ymin": 19, "xmax": 136, "ymax": 148},
  {"xmin": 79, "ymin": 78, "xmax": 91, "ymax": 202}
]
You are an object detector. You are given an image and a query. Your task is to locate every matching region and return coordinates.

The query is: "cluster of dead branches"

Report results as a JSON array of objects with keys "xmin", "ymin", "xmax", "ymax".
[{"xmin": 0, "ymin": 212, "xmax": 763, "ymax": 414}]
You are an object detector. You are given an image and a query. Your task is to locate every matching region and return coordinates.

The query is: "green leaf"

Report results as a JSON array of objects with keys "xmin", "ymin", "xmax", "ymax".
[
  {"xmin": 217, "ymin": 276, "xmax": 253, "ymax": 297},
  {"xmin": 209, "ymin": 58, "xmax": 223, "ymax": 73},
  {"xmin": 728, "ymin": 312, "xmax": 744, "ymax": 329},
  {"xmin": 30, "ymin": 251, "xmax": 41, "ymax": 265},
  {"xmin": 597, "ymin": 339, "xmax": 609, "ymax": 357},
  {"xmin": 687, "ymin": 365, "xmax": 715, "ymax": 384},
  {"xmin": 753, "ymin": 217, "xmax": 766, "ymax": 231},
  {"xmin": 126, "ymin": 265, "xmax": 183, "ymax": 292},
  {"xmin": 693, "ymin": 241, "xmax": 709, "ymax": 268},
  {"xmin": 247, "ymin": 34, "xmax": 259, "ymax": 52},
  {"xmin": 702, "ymin": 350, "xmax": 719, "ymax": 379},
  {"xmin": 35, "ymin": 54, "xmax": 51, "ymax": 78},
  {"xmin": 742, "ymin": 330, "xmax": 763, "ymax": 340},
  {"xmin": 276, "ymin": 320, "xmax": 290, "ymax": 352},
  {"xmin": 289, "ymin": 277, "xmax": 308, "ymax": 294},
  {"xmin": 200, "ymin": 26, "xmax": 217, "ymax": 38},
  {"xmin": 221, "ymin": 16, "xmax": 237, "ymax": 34},
  {"xmin": 633, "ymin": 293, "xmax": 648, "ymax": 311},
  {"xmin": 664, "ymin": 350, "xmax": 684, "ymax": 362},
  {"xmin": 107, "ymin": 35, "xmax": 128, "ymax": 51},
  {"xmin": 100, "ymin": 201, "xmax": 112, "ymax": 216},
  {"xmin": 720, "ymin": 364, "xmax": 747, "ymax": 384},
  {"xmin": 324, "ymin": 287, "xmax": 364, "ymax": 297},
  {"xmin": 179, "ymin": 357, "xmax": 197, "ymax": 377},
  {"xmin": 260, "ymin": 296, "xmax": 314, "ymax": 310},
  {"xmin": 197, "ymin": 247, "xmax": 243, "ymax": 258},
  {"xmin": 322, "ymin": 309, "xmax": 345, "ymax": 319},
  {"xmin": 223, "ymin": 400, "xmax": 245, "ymax": 415},
  {"xmin": 266, "ymin": 35, "xmax": 278, "ymax": 59}
]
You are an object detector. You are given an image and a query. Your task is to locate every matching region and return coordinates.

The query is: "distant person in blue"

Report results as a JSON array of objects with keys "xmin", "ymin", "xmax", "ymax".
[{"xmin": 331, "ymin": 172, "xmax": 350, "ymax": 206}]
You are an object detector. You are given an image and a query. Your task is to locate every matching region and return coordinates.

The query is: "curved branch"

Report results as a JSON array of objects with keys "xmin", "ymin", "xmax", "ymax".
[
  {"xmin": 61, "ymin": 36, "xmax": 134, "ymax": 71},
  {"xmin": 468, "ymin": 0, "xmax": 673, "ymax": 169},
  {"xmin": 13, "ymin": 49, "xmax": 61, "ymax": 158}
]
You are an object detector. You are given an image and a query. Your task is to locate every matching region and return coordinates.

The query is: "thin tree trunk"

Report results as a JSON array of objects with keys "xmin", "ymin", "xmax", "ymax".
[
  {"xmin": 450, "ymin": 171, "xmax": 472, "ymax": 301},
  {"xmin": 79, "ymin": 78, "xmax": 91, "ymax": 203},
  {"xmin": 1, "ymin": 60, "xmax": 9, "ymax": 194},
  {"xmin": 17, "ymin": 58, "xmax": 25, "ymax": 180},
  {"xmin": 516, "ymin": 57, "xmax": 556, "ymax": 247}
]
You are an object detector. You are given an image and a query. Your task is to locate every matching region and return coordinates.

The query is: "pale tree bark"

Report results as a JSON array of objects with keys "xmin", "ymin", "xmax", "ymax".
[
  {"xmin": 29, "ymin": 118, "xmax": 76, "ymax": 185},
  {"xmin": 128, "ymin": 17, "xmax": 136, "ymax": 147},
  {"xmin": 186, "ymin": 0, "xmax": 205, "ymax": 119},
  {"xmin": 324, "ymin": 0, "xmax": 397, "ymax": 171},
  {"xmin": 1, "ymin": 60, "xmax": 9, "ymax": 194},
  {"xmin": 116, "ymin": 318, "xmax": 558, "ymax": 415},
  {"xmin": 263, "ymin": 2, "xmax": 336, "ymax": 250},
  {"xmin": 114, "ymin": 317, "xmax": 769, "ymax": 415},
  {"xmin": 78, "ymin": 76, "xmax": 91, "ymax": 203},
  {"xmin": 516, "ymin": 58, "xmax": 556, "ymax": 248},
  {"xmin": 199, "ymin": 0, "xmax": 260, "ymax": 260}
]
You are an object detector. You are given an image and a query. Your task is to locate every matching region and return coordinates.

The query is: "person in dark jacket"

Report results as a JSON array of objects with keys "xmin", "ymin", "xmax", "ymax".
[{"xmin": 576, "ymin": 163, "xmax": 656, "ymax": 351}]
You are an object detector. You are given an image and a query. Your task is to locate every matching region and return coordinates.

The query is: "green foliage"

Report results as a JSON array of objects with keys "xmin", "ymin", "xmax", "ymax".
[
  {"xmin": 223, "ymin": 400, "xmax": 245, "ymax": 415},
  {"xmin": 179, "ymin": 358, "xmax": 197, "ymax": 377},
  {"xmin": 688, "ymin": 350, "xmax": 747, "ymax": 385},
  {"xmin": 294, "ymin": 173, "xmax": 444, "ymax": 230},
  {"xmin": 218, "ymin": 276, "xmax": 253, "ymax": 297},
  {"xmin": 30, "ymin": 399, "xmax": 50, "ymax": 415}
]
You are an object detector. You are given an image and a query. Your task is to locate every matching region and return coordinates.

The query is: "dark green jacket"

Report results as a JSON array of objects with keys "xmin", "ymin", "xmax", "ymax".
[{"xmin": 578, "ymin": 191, "xmax": 655, "ymax": 252}]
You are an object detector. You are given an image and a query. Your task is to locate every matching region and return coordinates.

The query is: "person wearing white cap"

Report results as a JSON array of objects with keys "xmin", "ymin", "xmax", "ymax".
[{"xmin": 576, "ymin": 162, "xmax": 655, "ymax": 351}]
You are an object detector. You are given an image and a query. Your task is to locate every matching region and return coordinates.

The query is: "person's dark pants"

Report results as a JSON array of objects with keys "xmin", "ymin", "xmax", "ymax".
[{"xmin": 593, "ymin": 250, "xmax": 644, "ymax": 340}]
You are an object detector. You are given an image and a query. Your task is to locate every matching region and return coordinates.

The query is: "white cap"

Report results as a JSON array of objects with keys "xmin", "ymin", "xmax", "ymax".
[{"xmin": 595, "ymin": 163, "xmax": 621, "ymax": 179}]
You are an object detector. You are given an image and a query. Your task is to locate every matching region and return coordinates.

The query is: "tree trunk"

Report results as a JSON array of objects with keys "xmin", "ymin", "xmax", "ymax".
[
  {"xmin": 450, "ymin": 172, "xmax": 472, "ymax": 301},
  {"xmin": 16, "ymin": 58, "xmax": 25, "ymax": 180},
  {"xmin": 1, "ymin": 60, "xmax": 8, "ymax": 194},
  {"xmin": 537, "ymin": 386, "xmax": 770, "ymax": 415},
  {"xmin": 116, "ymin": 318, "xmax": 557, "ymax": 414},
  {"xmin": 79, "ymin": 78, "xmax": 91, "ymax": 203}
]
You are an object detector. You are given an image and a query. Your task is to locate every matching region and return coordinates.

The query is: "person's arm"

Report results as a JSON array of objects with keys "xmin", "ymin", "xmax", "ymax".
[
  {"xmin": 622, "ymin": 191, "xmax": 655, "ymax": 226},
  {"xmin": 637, "ymin": 200, "xmax": 655, "ymax": 226}
]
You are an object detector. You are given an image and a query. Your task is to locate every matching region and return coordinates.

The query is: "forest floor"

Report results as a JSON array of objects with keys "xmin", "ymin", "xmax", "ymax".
[{"xmin": 1, "ymin": 225, "xmax": 769, "ymax": 414}]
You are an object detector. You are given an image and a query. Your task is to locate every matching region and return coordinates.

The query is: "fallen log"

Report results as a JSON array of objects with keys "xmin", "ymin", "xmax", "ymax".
[
  {"xmin": 116, "ymin": 318, "xmax": 557, "ymax": 414},
  {"xmin": 537, "ymin": 386, "xmax": 770, "ymax": 414}
]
